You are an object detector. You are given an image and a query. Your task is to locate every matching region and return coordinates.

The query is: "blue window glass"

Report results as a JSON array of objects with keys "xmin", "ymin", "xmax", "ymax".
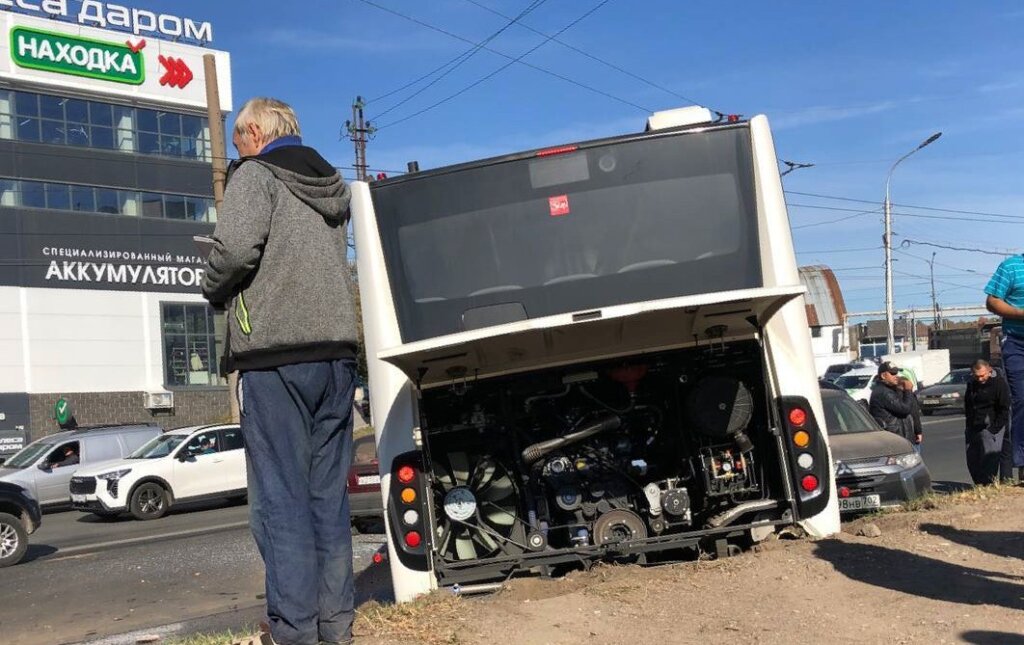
[
  {"xmin": 136, "ymin": 108, "xmax": 158, "ymax": 133},
  {"xmin": 14, "ymin": 92, "xmax": 38, "ymax": 116},
  {"xmin": 164, "ymin": 194, "xmax": 187, "ymax": 219},
  {"xmin": 158, "ymin": 112, "xmax": 181, "ymax": 135},
  {"xmin": 89, "ymin": 101, "xmax": 112, "ymax": 126},
  {"xmin": 95, "ymin": 187, "xmax": 119, "ymax": 214},
  {"xmin": 90, "ymin": 126, "xmax": 114, "ymax": 149},
  {"xmin": 65, "ymin": 98, "xmax": 88, "ymax": 126},
  {"xmin": 45, "ymin": 183, "xmax": 70, "ymax": 210},
  {"xmin": 140, "ymin": 192, "xmax": 163, "ymax": 218},
  {"xmin": 40, "ymin": 95, "xmax": 63, "ymax": 120},
  {"xmin": 71, "ymin": 185, "xmax": 94, "ymax": 212},
  {"xmin": 40, "ymin": 120, "xmax": 65, "ymax": 144},
  {"xmin": 138, "ymin": 131, "xmax": 160, "ymax": 155},
  {"xmin": 16, "ymin": 117, "xmax": 40, "ymax": 142},
  {"xmin": 21, "ymin": 181, "xmax": 45, "ymax": 209}
]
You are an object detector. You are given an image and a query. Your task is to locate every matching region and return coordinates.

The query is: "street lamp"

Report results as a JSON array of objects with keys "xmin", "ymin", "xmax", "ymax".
[{"xmin": 884, "ymin": 131, "xmax": 942, "ymax": 354}]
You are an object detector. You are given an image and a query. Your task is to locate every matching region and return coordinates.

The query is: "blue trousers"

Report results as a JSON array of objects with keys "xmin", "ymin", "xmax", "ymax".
[
  {"xmin": 1001, "ymin": 334, "xmax": 1024, "ymax": 469},
  {"xmin": 240, "ymin": 359, "xmax": 357, "ymax": 645}
]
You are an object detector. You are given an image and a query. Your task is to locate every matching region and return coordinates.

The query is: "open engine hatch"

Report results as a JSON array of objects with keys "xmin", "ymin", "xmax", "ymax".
[{"xmin": 379, "ymin": 285, "xmax": 805, "ymax": 389}]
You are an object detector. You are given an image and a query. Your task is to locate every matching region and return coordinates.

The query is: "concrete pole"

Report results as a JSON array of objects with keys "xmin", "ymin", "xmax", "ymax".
[{"xmin": 203, "ymin": 54, "xmax": 239, "ymax": 423}]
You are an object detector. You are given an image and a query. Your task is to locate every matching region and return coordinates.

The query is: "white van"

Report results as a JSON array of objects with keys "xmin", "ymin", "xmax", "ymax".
[{"xmin": 0, "ymin": 424, "xmax": 162, "ymax": 508}]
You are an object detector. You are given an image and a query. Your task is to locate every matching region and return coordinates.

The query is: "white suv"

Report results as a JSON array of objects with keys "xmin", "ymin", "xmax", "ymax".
[{"xmin": 70, "ymin": 424, "xmax": 246, "ymax": 520}]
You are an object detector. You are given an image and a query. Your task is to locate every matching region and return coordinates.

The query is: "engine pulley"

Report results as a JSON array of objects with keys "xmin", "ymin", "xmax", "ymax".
[{"xmin": 593, "ymin": 509, "xmax": 648, "ymax": 545}]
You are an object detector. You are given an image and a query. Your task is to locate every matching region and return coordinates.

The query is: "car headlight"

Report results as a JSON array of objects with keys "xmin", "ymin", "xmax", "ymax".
[
  {"xmin": 886, "ymin": 453, "xmax": 922, "ymax": 469},
  {"xmin": 97, "ymin": 469, "xmax": 131, "ymax": 481},
  {"xmin": 940, "ymin": 392, "xmax": 959, "ymax": 399}
]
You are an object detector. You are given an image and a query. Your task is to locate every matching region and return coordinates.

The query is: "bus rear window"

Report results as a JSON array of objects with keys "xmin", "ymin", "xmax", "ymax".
[{"xmin": 371, "ymin": 125, "xmax": 761, "ymax": 343}]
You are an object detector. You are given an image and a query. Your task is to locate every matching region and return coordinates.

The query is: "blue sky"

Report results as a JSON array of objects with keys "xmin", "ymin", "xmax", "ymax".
[{"xmin": 153, "ymin": 0, "xmax": 1023, "ymax": 315}]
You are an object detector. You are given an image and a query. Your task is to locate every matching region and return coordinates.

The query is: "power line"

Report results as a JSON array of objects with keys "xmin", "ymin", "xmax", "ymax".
[
  {"xmin": 899, "ymin": 239, "xmax": 1019, "ymax": 257},
  {"xmin": 461, "ymin": 0, "xmax": 709, "ymax": 108},
  {"xmin": 795, "ymin": 245, "xmax": 881, "ymax": 254},
  {"xmin": 786, "ymin": 190, "xmax": 1024, "ymax": 221},
  {"xmin": 790, "ymin": 205, "xmax": 882, "ymax": 230},
  {"xmin": 369, "ymin": 0, "xmax": 550, "ymax": 121},
  {"xmin": 378, "ymin": 0, "xmax": 613, "ymax": 130},
  {"xmin": 352, "ymin": 0, "xmax": 651, "ymax": 116},
  {"xmin": 788, "ymin": 202, "xmax": 1024, "ymax": 226}
]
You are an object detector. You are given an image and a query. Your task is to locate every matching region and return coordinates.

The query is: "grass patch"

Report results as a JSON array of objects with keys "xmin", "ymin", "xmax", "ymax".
[
  {"xmin": 356, "ymin": 594, "xmax": 466, "ymax": 645},
  {"xmin": 166, "ymin": 627, "xmax": 257, "ymax": 645},
  {"xmin": 900, "ymin": 482, "xmax": 1023, "ymax": 513},
  {"xmin": 354, "ymin": 425, "xmax": 375, "ymax": 440}
]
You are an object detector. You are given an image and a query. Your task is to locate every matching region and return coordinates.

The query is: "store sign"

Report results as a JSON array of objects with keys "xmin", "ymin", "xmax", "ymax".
[
  {"xmin": 0, "ymin": 0, "xmax": 213, "ymax": 44},
  {"xmin": 0, "ymin": 394, "xmax": 29, "ymax": 456},
  {"xmin": 11, "ymin": 26, "xmax": 144, "ymax": 84}
]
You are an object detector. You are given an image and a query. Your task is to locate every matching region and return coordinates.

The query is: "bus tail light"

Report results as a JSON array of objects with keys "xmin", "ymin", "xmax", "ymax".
[
  {"xmin": 778, "ymin": 396, "xmax": 831, "ymax": 519},
  {"xmin": 388, "ymin": 452, "xmax": 429, "ymax": 571}
]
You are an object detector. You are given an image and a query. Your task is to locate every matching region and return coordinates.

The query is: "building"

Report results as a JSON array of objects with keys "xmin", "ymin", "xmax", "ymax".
[
  {"xmin": 0, "ymin": 5, "xmax": 232, "ymax": 452},
  {"xmin": 798, "ymin": 265, "xmax": 852, "ymax": 376}
]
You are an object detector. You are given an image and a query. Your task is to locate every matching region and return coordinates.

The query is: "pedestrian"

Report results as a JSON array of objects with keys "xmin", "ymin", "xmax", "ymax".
[
  {"xmin": 963, "ymin": 359, "xmax": 1011, "ymax": 486},
  {"xmin": 202, "ymin": 97, "xmax": 358, "ymax": 645},
  {"xmin": 985, "ymin": 255, "xmax": 1024, "ymax": 483},
  {"xmin": 899, "ymin": 376, "xmax": 924, "ymax": 454},
  {"xmin": 868, "ymin": 361, "xmax": 916, "ymax": 443}
]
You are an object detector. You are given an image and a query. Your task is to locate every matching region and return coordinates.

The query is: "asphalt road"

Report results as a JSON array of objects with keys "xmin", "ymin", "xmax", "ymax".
[
  {"xmin": 0, "ymin": 500, "xmax": 387, "ymax": 645},
  {"xmin": 917, "ymin": 411, "xmax": 973, "ymax": 490}
]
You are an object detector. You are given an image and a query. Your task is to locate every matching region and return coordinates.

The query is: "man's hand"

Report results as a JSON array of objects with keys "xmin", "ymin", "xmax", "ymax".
[{"xmin": 915, "ymin": 433, "xmax": 923, "ymax": 445}]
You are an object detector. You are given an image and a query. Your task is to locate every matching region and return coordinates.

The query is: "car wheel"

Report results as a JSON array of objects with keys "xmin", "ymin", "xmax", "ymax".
[
  {"xmin": 0, "ymin": 512, "xmax": 28, "ymax": 568},
  {"xmin": 130, "ymin": 483, "xmax": 169, "ymax": 520}
]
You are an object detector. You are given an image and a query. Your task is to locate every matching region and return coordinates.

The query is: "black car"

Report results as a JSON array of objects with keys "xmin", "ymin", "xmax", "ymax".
[
  {"xmin": 0, "ymin": 481, "xmax": 42, "ymax": 567},
  {"xmin": 348, "ymin": 434, "xmax": 383, "ymax": 531},
  {"xmin": 820, "ymin": 388, "xmax": 932, "ymax": 514},
  {"xmin": 916, "ymin": 368, "xmax": 971, "ymax": 415}
]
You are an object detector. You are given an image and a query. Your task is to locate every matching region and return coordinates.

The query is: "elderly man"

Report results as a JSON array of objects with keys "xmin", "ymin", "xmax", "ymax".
[
  {"xmin": 202, "ymin": 98, "xmax": 358, "ymax": 645},
  {"xmin": 963, "ymin": 359, "xmax": 1011, "ymax": 485}
]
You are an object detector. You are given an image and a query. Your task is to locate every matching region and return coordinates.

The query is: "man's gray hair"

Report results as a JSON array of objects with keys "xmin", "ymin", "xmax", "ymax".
[
  {"xmin": 973, "ymin": 358, "xmax": 991, "ymax": 370},
  {"xmin": 234, "ymin": 97, "xmax": 301, "ymax": 142}
]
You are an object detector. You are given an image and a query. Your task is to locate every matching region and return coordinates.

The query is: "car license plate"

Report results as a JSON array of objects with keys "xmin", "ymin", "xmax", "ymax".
[
  {"xmin": 357, "ymin": 475, "xmax": 381, "ymax": 486},
  {"xmin": 922, "ymin": 399, "xmax": 941, "ymax": 406},
  {"xmin": 71, "ymin": 494, "xmax": 86, "ymax": 503},
  {"xmin": 838, "ymin": 494, "xmax": 881, "ymax": 512}
]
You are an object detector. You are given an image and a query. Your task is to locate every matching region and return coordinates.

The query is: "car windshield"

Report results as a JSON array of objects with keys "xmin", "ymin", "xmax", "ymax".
[
  {"xmin": 939, "ymin": 370, "xmax": 971, "ymax": 385},
  {"xmin": 128, "ymin": 434, "xmax": 186, "ymax": 459},
  {"xmin": 821, "ymin": 392, "xmax": 879, "ymax": 435},
  {"xmin": 835, "ymin": 374, "xmax": 872, "ymax": 390},
  {"xmin": 2, "ymin": 440, "xmax": 56, "ymax": 469}
]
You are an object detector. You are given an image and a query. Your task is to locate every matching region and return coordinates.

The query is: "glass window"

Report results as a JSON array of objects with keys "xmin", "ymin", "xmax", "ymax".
[
  {"xmin": 184, "ymin": 431, "xmax": 219, "ymax": 456},
  {"xmin": 40, "ymin": 119, "xmax": 65, "ymax": 144},
  {"xmin": 21, "ymin": 181, "xmax": 45, "ymax": 209},
  {"xmin": 138, "ymin": 131, "xmax": 160, "ymax": 155},
  {"xmin": 136, "ymin": 108, "xmax": 158, "ymax": 133},
  {"xmin": 162, "ymin": 304, "xmax": 226, "ymax": 388},
  {"xmin": 70, "ymin": 185, "xmax": 94, "ymax": 212},
  {"xmin": 39, "ymin": 95, "xmax": 63, "ymax": 120},
  {"xmin": 14, "ymin": 92, "xmax": 38, "ymax": 117},
  {"xmin": 90, "ymin": 125, "xmax": 114, "ymax": 149},
  {"xmin": 89, "ymin": 101, "xmax": 112, "ymax": 126},
  {"xmin": 45, "ymin": 183, "xmax": 70, "ymax": 210},
  {"xmin": 220, "ymin": 428, "xmax": 244, "ymax": 451},
  {"xmin": 140, "ymin": 192, "xmax": 163, "ymax": 218},
  {"xmin": 160, "ymin": 135, "xmax": 182, "ymax": 157},
  {"xmin": 65, "ymin": 98, "xmax": 88, "ymax": 126},
  {"xmin": 165, "ymin": 195, "xmax": 187, "ymax": 219},
  {"xmin": 158, "ymin": 112, "xmax": 181, "ymax": 135},
  {"xmin": 66, "ymin": 123, "xmax": 90, "ymax": 146},
  {"xmin": 95, "ymin": 187, "xmax": 120, "ymax": 214},
  {"xmin": 16, "ymin": 117, "xmax": 40, "ymax": 142},
  {"xmin": 181, "ymin": 114, "xmax": 204, "ymax": 138}
]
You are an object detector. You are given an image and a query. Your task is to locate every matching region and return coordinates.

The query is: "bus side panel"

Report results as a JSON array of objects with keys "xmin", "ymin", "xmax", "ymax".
[
  {"xmin": 352, "ymin": 181, "xmax": 436, "ymax": 601},
  {"xmin": 749, "ymin": 116, "xmax": 840, "ymax": 537}
]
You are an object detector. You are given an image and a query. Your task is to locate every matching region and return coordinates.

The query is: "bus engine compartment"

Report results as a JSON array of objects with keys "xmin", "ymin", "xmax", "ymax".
[{"xmin": 414, "ymin": 340, "xmax": 801, "ymax": 585}]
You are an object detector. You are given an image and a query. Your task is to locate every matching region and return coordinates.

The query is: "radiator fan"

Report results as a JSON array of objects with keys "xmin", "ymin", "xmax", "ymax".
[{"xmin": 432, "ymin": 451, "xmax": 524, "ymax": 562}]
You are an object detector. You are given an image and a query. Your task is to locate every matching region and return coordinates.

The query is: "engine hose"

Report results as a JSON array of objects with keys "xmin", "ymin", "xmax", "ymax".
[
  {"xmin": 704, "ymin": 499, "xmax": 778, "ymax": 529},
  {"xmin": 521, "ymin": 413, "xmax": 621, "ymax": 465}
]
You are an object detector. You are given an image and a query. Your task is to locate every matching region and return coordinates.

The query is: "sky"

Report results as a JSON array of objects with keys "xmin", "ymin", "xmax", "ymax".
[{"xmin": 141, "ymin": 0, "xmax": 1024, "ymax": 316}]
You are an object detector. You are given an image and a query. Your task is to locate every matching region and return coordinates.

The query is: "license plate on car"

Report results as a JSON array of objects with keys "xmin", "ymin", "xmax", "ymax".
[
  {"xmin": 922, "ymin": 399, "xmax": 941, "ymax": 405},
  {"xmin": 71, "ymin": 494, "xmax": 86, "ymax": 503},
  {"xmin": 838, "ymin": 494, "xmax": 881, "ymax": 512},
  {"xmin": 357, "ymin": 475, "xmax": 381, "ymax": 486}
]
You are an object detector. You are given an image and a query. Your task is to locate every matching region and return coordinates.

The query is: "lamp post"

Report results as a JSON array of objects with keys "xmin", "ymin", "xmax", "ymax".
[{"xmin": 884, "ymin": 132, "xmax": 942, "ymax": 354}]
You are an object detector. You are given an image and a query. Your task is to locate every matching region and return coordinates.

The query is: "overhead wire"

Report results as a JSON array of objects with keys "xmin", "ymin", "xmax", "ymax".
[
  {"xmin": 377, "ymin": 1, "xmax": 613, "ymax": 130},
  {"xmin": 786, "ymin": 190, "xmax": 1024, "ymax": 221},
  {"xmin": 369, "ymin": 0, "xmax": 550, "ymax": 121},
  {"xmin": 351, "ymin": 0, "xmax": 652, "ymax": 116}
]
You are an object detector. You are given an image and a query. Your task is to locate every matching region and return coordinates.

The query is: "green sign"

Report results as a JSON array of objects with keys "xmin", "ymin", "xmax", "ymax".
[
  {"xmin": 54, "ymin": 397, "xmax": 71, "ymax": 426},
  {"xmin": 10, "ymin": 26, "xmax": 145, "ymax": 85}
]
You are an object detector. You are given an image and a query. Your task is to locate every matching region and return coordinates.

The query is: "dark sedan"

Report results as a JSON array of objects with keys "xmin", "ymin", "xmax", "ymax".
[
  {"xmin": 916, "ymin": 368, "xmax": 971, "ymax": 415},
  {"xmin": 349, "ymin": 433, "xmax": 383, "ymax": 530},
  {"xmin": 820, "ymin": 388, "xmax": 932, "ymax": 514}
]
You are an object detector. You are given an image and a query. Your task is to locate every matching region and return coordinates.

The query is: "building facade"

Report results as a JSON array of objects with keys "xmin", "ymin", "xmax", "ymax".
[
  {"xmin": 0, "ymin": 6, "xmax": 232, "ymax": 451},
  {"xmin": 798, "ymin": 265, "xmax": 853, "ymax": 376}
]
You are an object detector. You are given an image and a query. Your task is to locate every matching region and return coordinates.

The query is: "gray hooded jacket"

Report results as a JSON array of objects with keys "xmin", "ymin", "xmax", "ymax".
[{"xmin": 201, "ymin": 145, "xmax": 358, "ymax": 372}]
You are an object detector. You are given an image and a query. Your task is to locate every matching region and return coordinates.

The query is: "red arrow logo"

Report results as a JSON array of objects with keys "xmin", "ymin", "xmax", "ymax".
[
  {"xmin": 158, "ymin": 56, "xmax": 193, "ymax": 89},
  {"xmin": 125, "ymin": 38, "xmax": 146, "ymax": 53}
]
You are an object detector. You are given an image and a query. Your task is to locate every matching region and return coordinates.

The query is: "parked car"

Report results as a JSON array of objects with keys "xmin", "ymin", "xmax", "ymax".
[
  {"xmin": 0, "ymin": 481, "xmax": 41, "ymax": 567},
  {"xmin": 833, "ymin": 365, "xmax": 919, "ymax": 406},
  {"xmin": 916, "ymin": 368, "xmax": 972, "ymax": 415},
  {"xmin": 822, "ymin": 361, "xmax": 871, "ymax": 383},
  {"xmin": 0, "ymin": 424, "xmax": 162, "ymax": 509},
  {"xmin": 70, "ymin": 424, "xmax": 246, "ymax": 520},
  {"xmin": 820, "ymin": 388, "xmax": 931, "ymax": 514},
  {"xmin": 349, "ymin": 433, "xmax": 383, "ymax": 530}
]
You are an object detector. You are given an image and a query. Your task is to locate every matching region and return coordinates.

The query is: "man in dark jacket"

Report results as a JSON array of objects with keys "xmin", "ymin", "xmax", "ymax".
[
  {"xmin": 963, "ymin": 359, "xmax": 1012, "ymax": 485},
  {"xmin": 202, "ymin": 97, "xmax": 357, "ymax": 645},
  {"xmin": 869, "ymin": 361, "xmax": 915, "ymax": 442}
]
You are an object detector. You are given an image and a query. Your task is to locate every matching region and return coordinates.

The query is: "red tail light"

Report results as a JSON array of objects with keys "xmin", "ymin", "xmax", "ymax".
[
  {"xmin": 801, "ymin": 475, "xmax": 819, "ymax": 492},
  {"xmin": 397, "ymin": 465, "xmax": 415, "ymax": 484},
  {"xmin": 404, "ymin": 531, "xmax": 422, "ymax": 548},
  {"xmin": 536, "ymin": 145, "xmax": 578, "ymax": 157},
  {"xmin": 372, "ymin": 552, "xmax": 384, "ymax": 565},
  {"xmin": 788, "ymin": 408, "xmax": 807, "ymax": 427},
  {"xmin": 839, "ymin": 486, "xmax": 851, "ymax": 499}
]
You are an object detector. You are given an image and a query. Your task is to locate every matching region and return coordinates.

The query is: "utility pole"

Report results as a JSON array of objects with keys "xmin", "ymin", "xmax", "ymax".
[
  {"xmin": 929, "ymin": 251, "xmax": 940, "ymax": 332},
  {"xmin": 884, "ymin": 132, "xmax": 942, "ymax": 355},
  {"xmin": 344, "ymin": 96, "xmax": 376, "ymax": 181}
]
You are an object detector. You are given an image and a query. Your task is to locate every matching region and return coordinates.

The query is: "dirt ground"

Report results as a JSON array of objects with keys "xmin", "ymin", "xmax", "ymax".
[{"xmin": 354, "ymin": 487, "xmax": 1024, "ymax": 645}]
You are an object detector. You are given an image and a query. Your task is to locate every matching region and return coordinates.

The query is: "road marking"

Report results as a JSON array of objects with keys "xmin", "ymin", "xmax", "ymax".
[{"xmin": 47, "ymin": 521, "xmax": 250, "ymax": 559}]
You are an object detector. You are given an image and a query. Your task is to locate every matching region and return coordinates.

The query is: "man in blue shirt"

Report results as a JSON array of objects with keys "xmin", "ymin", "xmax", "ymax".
[{"xmin": 984, "ymin": 254, "xmax": 1024, "ymax": 481}]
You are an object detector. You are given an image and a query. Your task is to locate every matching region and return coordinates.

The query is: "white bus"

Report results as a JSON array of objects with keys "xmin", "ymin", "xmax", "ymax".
[{"xmin": 352, "ymin": 106, "xmax": 840, "ymax": 601}]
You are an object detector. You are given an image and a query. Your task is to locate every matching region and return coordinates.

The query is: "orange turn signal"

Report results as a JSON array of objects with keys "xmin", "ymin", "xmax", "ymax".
[
  {"xmin": 401, "ymin": 487, "xmax": 417, "ymax": 504},
  {"xmin": 793, "ymin": 430, "xmax": 811, "ymax": 448}
]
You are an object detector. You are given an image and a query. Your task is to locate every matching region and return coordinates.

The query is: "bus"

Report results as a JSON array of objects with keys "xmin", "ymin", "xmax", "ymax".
[{"xmin": 352, "ymin": 106, "xmax": 840, "ymax": 601}]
